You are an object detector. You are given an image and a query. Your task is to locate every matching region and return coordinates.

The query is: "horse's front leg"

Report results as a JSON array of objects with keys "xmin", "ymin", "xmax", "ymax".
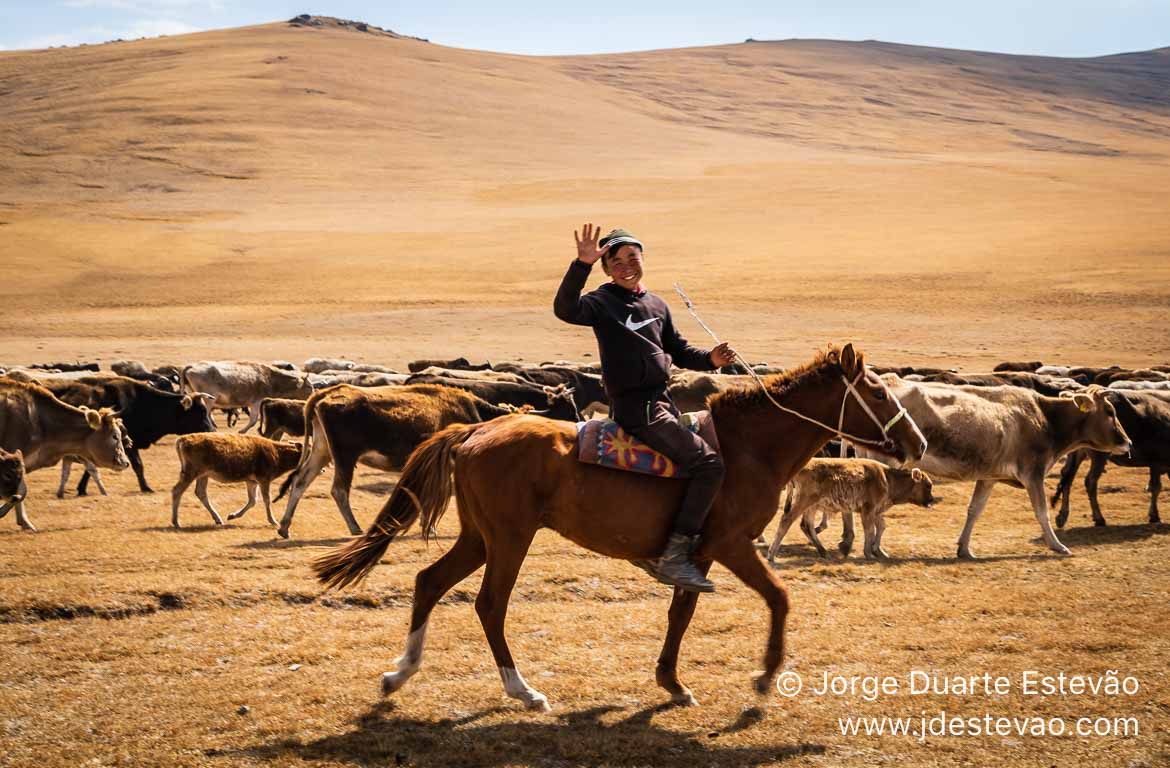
[
  {"xmin": 655, "ymin": 560, "xmax": 712, "ymax": 706},
  {"xmin": 716, "ymin": 539, "xmax": 790, "ymax": 694},
  {"xmin": 476, "ymin": 527, "xmax": 548, "ymax": 711}
]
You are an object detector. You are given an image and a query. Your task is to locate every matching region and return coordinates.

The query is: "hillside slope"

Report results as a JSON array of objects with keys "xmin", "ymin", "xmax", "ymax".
[{"xmin": 0, "ymin": 19, "xmax": 1168, "ymax": 368}]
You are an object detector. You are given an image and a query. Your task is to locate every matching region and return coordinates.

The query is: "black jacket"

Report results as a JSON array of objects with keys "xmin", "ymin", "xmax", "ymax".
[{"xmin": 554, "ymin": 259, "xmax": 714, "ymax": 425}]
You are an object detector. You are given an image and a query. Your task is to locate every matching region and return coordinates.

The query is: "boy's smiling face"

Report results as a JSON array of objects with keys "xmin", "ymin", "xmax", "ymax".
[{"xmin": 603, "ymin": 244, "xmax": 644, "ymax": 291}]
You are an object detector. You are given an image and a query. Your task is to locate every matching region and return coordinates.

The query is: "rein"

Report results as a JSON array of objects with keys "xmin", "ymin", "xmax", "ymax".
[{"xmin": 672, "ymin": 283, "xmax": 908, "ymax": 453}]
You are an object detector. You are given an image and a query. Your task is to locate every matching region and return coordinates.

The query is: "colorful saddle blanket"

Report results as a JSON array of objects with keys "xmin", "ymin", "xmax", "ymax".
[{"xmin": 575, "ymin": 411, "xmax": 720, "ymax": 478}]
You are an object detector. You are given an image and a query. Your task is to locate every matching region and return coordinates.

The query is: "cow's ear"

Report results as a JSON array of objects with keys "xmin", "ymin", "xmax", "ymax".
[
  {"xmin": 911, "ymin": 467, "xmax": 923, "ymax": 483},
  {"xmin": 1072, "ymin": 393, "xmax": 1095, "ymax": 412},
  {"xmin": 840, "ymin": 343, "xmax": 858, "ymax": 377},
  {"xmin": 181, "ymin": 394, "xmax": 193, "ymax": 410},
  {"xmin": 84, "ymin": 408, "xmax": 101, "ymax": 430}
]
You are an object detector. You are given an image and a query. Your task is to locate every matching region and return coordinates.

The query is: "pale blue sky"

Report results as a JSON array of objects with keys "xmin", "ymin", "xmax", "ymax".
[{"xmin": 0, "ymin": 1, "xmax": 1167, "ymax": 56}]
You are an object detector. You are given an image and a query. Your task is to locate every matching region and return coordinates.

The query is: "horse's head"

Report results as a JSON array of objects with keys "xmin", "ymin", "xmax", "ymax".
[{"xmin": 831, "ymin": 343, "xmax": 928, "ymax": 464}]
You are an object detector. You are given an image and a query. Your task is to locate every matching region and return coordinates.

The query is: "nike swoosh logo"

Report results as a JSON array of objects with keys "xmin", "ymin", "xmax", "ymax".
[{"xmin": 625, "ymin": 314, "xmax": 661, "ymax": 332}]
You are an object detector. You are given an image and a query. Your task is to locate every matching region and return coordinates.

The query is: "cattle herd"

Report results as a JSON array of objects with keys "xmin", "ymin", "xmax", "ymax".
[{"xmin": 0, "ymin": 356, "xmax": 1167, "ymax": 563}]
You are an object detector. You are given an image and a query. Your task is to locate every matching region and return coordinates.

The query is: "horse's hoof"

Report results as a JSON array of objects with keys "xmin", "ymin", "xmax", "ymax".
[
  {"xmin": 381, "ymin": 671, "xmax": 411, "ymax": 696},
  {"xmin": 956, "ymin": 547, "xmax": 976, "ymax": 561},
  {"xmin": 55, "ymin": 492, "xmax": 65, "ymax": 500},
  {"xmin": 519, "ymin": 692, "xmax": 551, "ymax": 712},
  {"xmin": 276, "ymin": 527, "xmax": 290, "ymax": 539},
  {"xmin": 1093, "ymin": 519, "xmax": 1107, "ymax": 528},
  {"xmin": 753, "ymin": 674, "xmax": 773, "ymax": 695},
  {"xmin": 671, "ymin": 690, "xmax": 699, "ymax": 707},
  {"xmin": 1053, "ymin": 546, "xmax": 1073, "ymax": 556}
]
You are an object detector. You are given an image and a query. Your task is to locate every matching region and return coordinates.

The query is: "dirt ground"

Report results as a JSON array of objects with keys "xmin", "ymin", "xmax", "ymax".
[
  {"xmin": 1, "ymin": 413, "xmax": 1168, "ymax": 767},
  {"xmin": 2, "ymin": 18, "xmax": 1169, "ymax": 767}
]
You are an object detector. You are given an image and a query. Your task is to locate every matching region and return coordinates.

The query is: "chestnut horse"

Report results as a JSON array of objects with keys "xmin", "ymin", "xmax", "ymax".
[{"xmin": 314, "ymin": 344, "xmax": 927, "ymax": 711}]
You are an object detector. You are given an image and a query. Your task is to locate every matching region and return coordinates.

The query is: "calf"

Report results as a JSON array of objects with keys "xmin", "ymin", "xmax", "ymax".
[
  {"xmin": 0, "ymin": 448, "xmax": 29, "ymax": 525},
  {"xmin": 858, "ymin": 378, "xmax": 1131, "ymax": 558},
  {"xmin": 1050, "ymin": 390, "xmax": 1170, "ymax": 526},
  {"xmin": 259, "ymin": 397, "xmax": 306, "ymax": 440},
  {"xmin": 171, "ymin": 433, "xmax": 303, "ymax": 528},
  {"xmin": 768, "ymin": 460, "xmax": 935, "ymax": 562}
]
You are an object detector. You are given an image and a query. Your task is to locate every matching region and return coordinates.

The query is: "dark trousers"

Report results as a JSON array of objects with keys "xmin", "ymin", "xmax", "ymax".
[{"xmin": 624, "ymin": 398, "xmax": 725, "ymax": 537}]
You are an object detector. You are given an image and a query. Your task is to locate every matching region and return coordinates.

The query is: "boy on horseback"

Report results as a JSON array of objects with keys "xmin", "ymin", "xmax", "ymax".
[{"xmin": 554, "ymin": 223, "xmax": 737, "ymax": 592}]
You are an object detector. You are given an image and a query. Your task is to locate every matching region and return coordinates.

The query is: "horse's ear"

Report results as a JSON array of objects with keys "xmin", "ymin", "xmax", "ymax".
[
  {"xmin": 840, "ymin": 343, "xmax": 859, "ymax": 376},
  {"xmin": 825, "ymin": 344, "xmax": 840, "ymax": 364}
]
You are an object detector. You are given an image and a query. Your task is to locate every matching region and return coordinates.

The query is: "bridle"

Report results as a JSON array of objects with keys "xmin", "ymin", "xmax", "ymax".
[
  {"xmin": 673, "ymin": 283, "xmax": 910, "ymax": 455},
  {"xmin": 744, "ymin": 362, "xmax": 909, "ymax": 454}
]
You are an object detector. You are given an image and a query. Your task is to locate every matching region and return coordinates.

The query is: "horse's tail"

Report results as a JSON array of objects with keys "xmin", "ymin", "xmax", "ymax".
[{"xmin": 313, "ymin": 421, "xmax": 485, "ymax": 590}]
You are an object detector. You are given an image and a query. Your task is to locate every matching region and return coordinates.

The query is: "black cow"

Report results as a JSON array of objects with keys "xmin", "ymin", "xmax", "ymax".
[
  {"xmin": 1051, "ymin": 391, "xmax": 1170, "ymax": 526},
  {"xmin": 401, "ymin": 375, "xmax": 580, "ymax": 420},
  {"xmin": 407, "ymin": 357, "xmax": 493, "ymax": 373},
  {"xmin": 28, "ymin": 361, "xmax": 100, "ymax": 372},
  {"xmin": 993, "ymin": 361, "xmax": 1044, "ymax": 372},
  {"xmin": 39, "ymin": 376, "xmax": 216, "ymax": 495},
  {"xmin": 916, "ymin": 371, "xmax": 1080, "ymax": 397},
  {"xmin": 506, "ymin": 366, "xmax": 609, "ymax": 415}
]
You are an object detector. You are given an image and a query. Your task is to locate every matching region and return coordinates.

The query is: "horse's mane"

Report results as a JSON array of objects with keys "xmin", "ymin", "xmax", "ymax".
[{"xmin": 709, "ymin": 347, "xmax": 844, "ymax": 416}]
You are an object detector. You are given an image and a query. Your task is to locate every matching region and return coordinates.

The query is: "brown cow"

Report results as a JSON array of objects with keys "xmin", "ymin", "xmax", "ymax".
[
  {"xmin": 276, "ymin": 384, "xmax": 536, "ymax": 538},
  {"xmin": 259, "ymin": 397, "xmax": 306, "ymax": 440},
  {"xmin": 171, "ymin": 433, "xmax": 303, "ymax": 528},
  {"xmin": 0, "ymin": 380, "xmax": 130, "ymax": 531}
]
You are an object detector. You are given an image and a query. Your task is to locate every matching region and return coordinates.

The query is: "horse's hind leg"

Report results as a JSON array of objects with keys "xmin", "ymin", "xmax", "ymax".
[
  {"xmin": 475, "ymin": 527, "xmax": 548, "ymax": 711},
  {"xmin": 382, "ymin": 524, "xmax": 487, "ymax": 697},
  {"xmin": 656, "ymin": 561, "xmax": 713, "ymax": 706},
  {"xmin": 717, "ymin": 539, "xmax": 790, "ymax": 695}
]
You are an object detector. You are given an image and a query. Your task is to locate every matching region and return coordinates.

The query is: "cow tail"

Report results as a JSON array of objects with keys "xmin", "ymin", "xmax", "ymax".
[
  {"xmin": 273, "ymin": 389, "xmax": 327, "ymax": 502},
  {"xmin": 312, "ymin": 422, "xmax": 485, "ymax": 590}
]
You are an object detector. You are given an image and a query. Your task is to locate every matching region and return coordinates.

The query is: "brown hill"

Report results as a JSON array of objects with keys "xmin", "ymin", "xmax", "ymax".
[{"xmin": 0, "ymin": 20, "xmax": 1168, "ymax": 368}]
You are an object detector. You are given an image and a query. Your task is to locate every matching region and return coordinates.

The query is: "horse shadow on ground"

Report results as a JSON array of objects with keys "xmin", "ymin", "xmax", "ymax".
[{"xmin": 225, "ymin": 700, "xmax": 822, "ymax": 767}]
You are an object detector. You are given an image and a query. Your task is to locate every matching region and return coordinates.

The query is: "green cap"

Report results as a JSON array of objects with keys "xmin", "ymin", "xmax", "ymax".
[{"xmin": 599, "ymin": 228, "xmax": 644, "ymax": 252}]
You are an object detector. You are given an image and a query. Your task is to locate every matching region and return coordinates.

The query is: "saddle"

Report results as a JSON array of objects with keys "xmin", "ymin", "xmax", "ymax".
[{"xmin": 575, "ymin": 411, "xmax": 720, "ymax": 478}]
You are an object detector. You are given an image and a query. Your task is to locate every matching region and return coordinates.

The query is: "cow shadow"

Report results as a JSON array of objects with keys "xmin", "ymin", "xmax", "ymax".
[
  {"xmin": 234, "ymin": 536, "xmax": 351, "ymax": 550},
  {"xmin": 1050, "ymin": 522, "xmax": 1169, "ymax": 546},
  {"xmin": 226, "ymin": 700, "xmax": 822, "ymax": 767},
  {"xmin": 139, "ymin": 524, "xmax": 235, "ymax": 533}
]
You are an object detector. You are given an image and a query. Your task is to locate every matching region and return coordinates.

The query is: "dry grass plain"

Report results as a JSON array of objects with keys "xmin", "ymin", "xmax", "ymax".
[{"xmin": 2, "ymin": 16, "xmax": 1170, "ymax": 767}]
